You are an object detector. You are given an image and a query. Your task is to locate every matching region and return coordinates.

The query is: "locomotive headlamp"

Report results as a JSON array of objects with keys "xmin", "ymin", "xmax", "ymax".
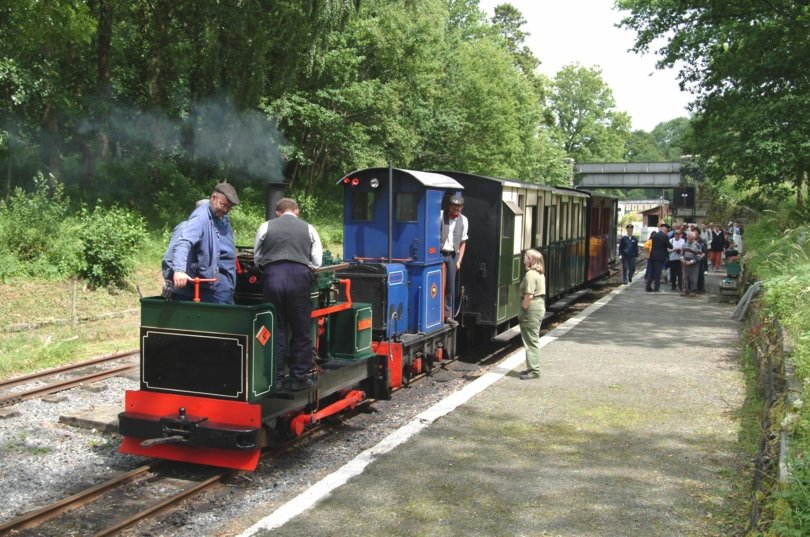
[{"xmin": 369, "ymin": 178, "xmax": 380, "ymax": 189}]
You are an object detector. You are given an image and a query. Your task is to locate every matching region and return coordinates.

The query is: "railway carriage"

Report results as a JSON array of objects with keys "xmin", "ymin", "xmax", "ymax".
[
  {"xmin": 118, "ymin": 167, "xmax": 616, "ymax": 470},
  {"xmin": 436, "ymin": 172, "xmax": 617, "ymax": 341}
]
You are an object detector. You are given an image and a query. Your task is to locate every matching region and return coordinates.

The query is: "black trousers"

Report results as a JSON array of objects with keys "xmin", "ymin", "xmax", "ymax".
[
  {"xmin": 647, "ymin": 260, "xmax": 664, "ymax": 290},
  {"xmin": 669, "ymin": 260, "xmax": 683, "ymax": 289},
  {"xmin": 443, "ymin": 252, "xmax": 458, "ymax": 319},
  {"xmin": 262, "ymin": 261, "xmax": 313, "ymax": 381}
]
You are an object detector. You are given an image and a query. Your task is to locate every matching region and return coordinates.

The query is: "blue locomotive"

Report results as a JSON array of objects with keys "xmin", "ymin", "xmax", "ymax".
[{"xmin": 118, "ymin": 167, "xmax": 615, "ymax": 470}]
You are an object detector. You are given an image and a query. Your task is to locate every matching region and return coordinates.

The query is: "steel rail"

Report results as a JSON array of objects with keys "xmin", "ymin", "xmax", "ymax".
[
  {"xmin": 0, "ymin": 464, "xmax": 156, "ymax": 534},
  {"xmin": 93, "ymin": 473, "xmax": 227, "ymax": 537},
  {"xmin": 0, "ymin": 349, "xmax": 138, "ymax": 390},
  {"xmin": 0, "ymin": 363, "xmax": 139, "ymax": 407}
]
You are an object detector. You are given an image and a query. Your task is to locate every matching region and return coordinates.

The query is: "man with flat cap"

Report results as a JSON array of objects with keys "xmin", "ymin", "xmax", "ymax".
[
  {"xmin": 164, "ymin": 181, "xmax": 240, "ymax": 303},
  {"xmin": 618, "ymin": 223, "xmax": 639, "ymax": 285},
  {"xmin": 440, "ymin": 194, "xmax": 468, "ymax": 327}
]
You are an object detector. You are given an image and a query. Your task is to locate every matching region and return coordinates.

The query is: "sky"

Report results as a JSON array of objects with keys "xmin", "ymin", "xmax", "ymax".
[{"xmin": 478, "ymin": 0, "xmax": 693, "ymax": 132}]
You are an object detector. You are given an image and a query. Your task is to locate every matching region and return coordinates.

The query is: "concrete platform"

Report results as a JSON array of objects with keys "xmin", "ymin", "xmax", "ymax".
[
  {"xmin": 59, "ymin": 404, "xmax": 121, "ymax": 433},
  {"xmin": 239, "ymin": 270, "xmax": 748, "ymax": 537}
]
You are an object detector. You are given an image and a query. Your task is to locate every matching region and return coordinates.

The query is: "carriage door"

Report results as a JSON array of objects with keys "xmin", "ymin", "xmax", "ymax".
[{"xmin": 497, "ymin": 198, "xmax": 524, "ymax": 321}]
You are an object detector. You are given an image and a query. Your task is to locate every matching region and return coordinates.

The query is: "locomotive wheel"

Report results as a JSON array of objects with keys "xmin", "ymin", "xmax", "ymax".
[
  {"xmin": 424, "ymin": 352, "xmax": 435, "ymax": 376},
  {"xmin": 402, "ymin": 362, "xmax": 412, "ymax": 387}
]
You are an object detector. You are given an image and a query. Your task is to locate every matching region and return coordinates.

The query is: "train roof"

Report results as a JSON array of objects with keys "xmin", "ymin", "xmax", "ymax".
[
  {"xmin": 557, "ymin": 185, "xmax": 618, "ymax": 200},
  {"xmin": 432, "ymin": 170, "xmax": 590, "ymax": 199},
  {"xmin": 338, "ymin": 168, "xmax": 463, "ymax": 189}
]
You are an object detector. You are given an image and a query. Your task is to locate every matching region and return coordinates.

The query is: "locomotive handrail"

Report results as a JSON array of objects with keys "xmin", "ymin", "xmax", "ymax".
[
  {"xmin": 311, "ymin": 278, "xmax": 352, "ymax": 318},
  {"xmin": 313, "ymin": 262, "xmax": 351, "ymax": 274},
  {"xmin": 352, "ymin": 256, "xmax": 413, "ymax": 263}
]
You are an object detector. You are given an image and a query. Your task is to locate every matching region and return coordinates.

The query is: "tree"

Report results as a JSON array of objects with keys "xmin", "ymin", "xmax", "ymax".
[
  {"xmin": 618, "ymin": 0, "xmax": 810, "ymax": 206},
  {"xmin": 490, "ymin": 3, "xmax": 539, "ymax": 77},
  {"xmin": 0, "ymin": 0, "xmax": 96, "ymax": 183},
  {"xmin": 649, "ymin": 117, "xmax": 690, "ymax": 160},
  {"xmin": 625, "ymin": 130, "xmax": 665, "ymax": 162},
  {"xmin": 549, "ymin": 64, "xmax": 631, "ymax": 163}
]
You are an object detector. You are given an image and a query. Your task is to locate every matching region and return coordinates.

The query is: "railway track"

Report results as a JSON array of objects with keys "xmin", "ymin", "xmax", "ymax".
[
  {"xmin": 0, "ymin": 462, "xmax": 228, "ymax": 537},
  {"xmin": 0, "ymin": 350, "xmax": 138, "ymax": 408}
]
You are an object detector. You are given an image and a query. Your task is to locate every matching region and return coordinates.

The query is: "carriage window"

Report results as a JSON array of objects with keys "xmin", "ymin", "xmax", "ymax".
[
  {"xmin": 502, "ymin": 210, "xmax": 514, "ymax": 240},
  {"xmin": 545, "ymin": 205, "xmax": 556, "ymax": 243},
  {"xmin": 351, "ymin": 190, "xmax": 376, "ymax": 221},
  {"xmin": 395, "ymin": 192, "xmax": 418, "ymax": 222}
]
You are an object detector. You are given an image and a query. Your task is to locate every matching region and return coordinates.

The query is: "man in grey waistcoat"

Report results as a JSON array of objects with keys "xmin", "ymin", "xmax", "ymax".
[{"xmin": 254, "ymin": 198, "xmax": 323, "ymax": 391}]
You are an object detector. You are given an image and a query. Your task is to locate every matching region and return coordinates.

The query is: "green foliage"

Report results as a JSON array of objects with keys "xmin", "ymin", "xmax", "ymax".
[
  {"xmin": 77, "ymin": 205, "xmax": 147, "ymax": 288},
  {"xmin": 0, "ymin": 174, "xmax": 69, "ymax": 261},
  {"xmin": 284, "ymin": 188, "xmax": 343, "ymax": 251},
  {"xmin": 619, "ymin": 0, "xmax": 810, "ymax": 205},
  {"xmin": 0, "ymin": 174, "xmax": 84, "ymax": 280},
  {"xmin": 626, "ymin": 118, "xmax": 691, "ymax": 162},
  {"xmin": 550, "ymin": 64, "xmax": 631, "ymax": 163},
  {"xmin": 226, "ymin": 204, "xmax": 263, "ymax": 249},
  {"xmin": 743, "ymin": 206, "xmax": 810, "ymax": 535},
  {"xmin": 770, "ymin": 457, "xmax": 810, "ymax": 537}
]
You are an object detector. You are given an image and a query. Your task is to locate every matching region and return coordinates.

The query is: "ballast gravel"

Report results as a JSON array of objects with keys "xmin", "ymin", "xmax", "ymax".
[{"xmin": 0, "ymin": 361, "xmax": 484, "ymax": 536}]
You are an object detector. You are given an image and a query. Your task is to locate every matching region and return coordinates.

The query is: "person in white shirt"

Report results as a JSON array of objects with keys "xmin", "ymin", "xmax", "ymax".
[
  {"xmin": 439, "ymin": 195, "xmax": 468, "ymax": 327},
  {"xmin": 254, "ymin": 198, "xmax": 323, "ymax": 391},
  {"xmin": 668, "ymin": 230, "xmax": 686, "ymax": 291}
]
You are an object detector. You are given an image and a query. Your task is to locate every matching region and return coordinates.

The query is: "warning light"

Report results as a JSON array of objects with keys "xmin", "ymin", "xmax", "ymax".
[
  {"xmin": 343, "ymin": 177, "xmax": 350, "ymax": 184},
  {"xmin": 351, "ymin": 177, "xmax": 360, "ymax": 187}
]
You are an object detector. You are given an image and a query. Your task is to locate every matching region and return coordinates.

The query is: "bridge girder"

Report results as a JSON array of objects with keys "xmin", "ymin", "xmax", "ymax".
[{"xmin": 574, "ymin": 162, "xmax": 681, "ymax": 189}]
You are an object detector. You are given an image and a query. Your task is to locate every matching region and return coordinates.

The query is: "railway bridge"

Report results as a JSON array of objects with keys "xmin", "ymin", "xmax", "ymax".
[
  {"xmin": 574, "ymin": 161, "xmax": 706, "ymax": 222},
  {"xmin": 574, "ymin": 161, "xmax": 682, "ymax": 189}
]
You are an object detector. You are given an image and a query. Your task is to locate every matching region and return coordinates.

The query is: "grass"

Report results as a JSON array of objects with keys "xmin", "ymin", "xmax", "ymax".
[
  {"xmin": 739, "ymin": 210, "xmax": 810, "ymax": 536},
  {"xmin": 0, "ymin": 250, "xmax": 162, "ymax": 379},
  {"xmin": 0, "ymin": 212, "xmax": 344, "ymax": 380}
]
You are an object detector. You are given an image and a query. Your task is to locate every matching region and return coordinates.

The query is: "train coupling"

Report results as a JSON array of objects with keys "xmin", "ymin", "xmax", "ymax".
[{"xmin": 119, "ymin": 406, "xmax": 261, "ymax": 451}]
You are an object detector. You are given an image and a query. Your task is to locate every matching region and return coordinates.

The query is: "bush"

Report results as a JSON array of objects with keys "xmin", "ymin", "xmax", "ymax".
[
  {"xmin": 0, "ymin": 173, "xmax": 85, "ymax": 280},
  {"xmin": 77, "ymin": 205, "xmax": 147, "ymax": 287},
  {"xmin": 0, "ymin": 173, "xmax": 70, "ymax": 262},
  {"xmin": 0, "ymin": 250, "xmax": 22, "ymax": 282}
]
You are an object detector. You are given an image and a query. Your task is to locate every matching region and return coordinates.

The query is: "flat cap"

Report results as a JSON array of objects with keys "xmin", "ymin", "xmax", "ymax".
[
  {"xmin": 213, "ymin": 182, "xmax": 240, "ymax": 205},
  {"xmin": 449, "ymin": 195, "xmax": 464, "ymax": 206}
]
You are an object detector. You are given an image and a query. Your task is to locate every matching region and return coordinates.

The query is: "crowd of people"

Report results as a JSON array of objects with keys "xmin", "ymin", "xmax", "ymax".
[{"xmin": 625, "ymin": 221, "xmax": 743, "ymax": 297}]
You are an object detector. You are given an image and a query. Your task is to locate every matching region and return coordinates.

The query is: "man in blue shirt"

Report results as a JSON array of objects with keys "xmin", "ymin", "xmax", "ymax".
[
  {"xmin": 618, "ymin": 224, "xmax": 639, "ymax": 285},
  {"xmin": 163, "ymin": 182, "xmax": 240, "ymax": 303}
]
